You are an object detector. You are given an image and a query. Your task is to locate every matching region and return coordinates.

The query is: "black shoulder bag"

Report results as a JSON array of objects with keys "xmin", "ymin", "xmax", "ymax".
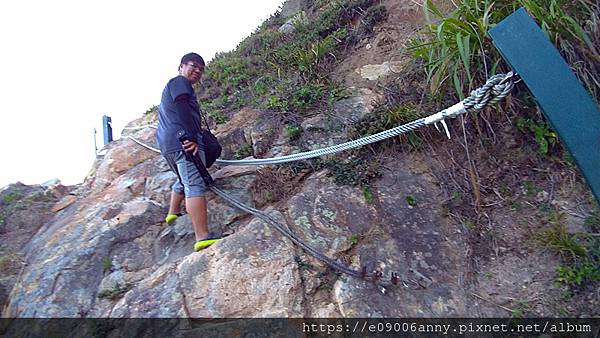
[{"xmin": 198, "ymin": 109, "xmax": 222, "ymax": 169}]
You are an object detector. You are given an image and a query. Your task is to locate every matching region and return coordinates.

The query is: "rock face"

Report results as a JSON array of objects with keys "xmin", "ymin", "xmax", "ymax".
[
  {"xmin": 0, "ymin": 181, "xmax": 70, "ymax": 311},
  {"xmin": 358, "ymin": 61, "xmax": 404, "ymax": 80}
]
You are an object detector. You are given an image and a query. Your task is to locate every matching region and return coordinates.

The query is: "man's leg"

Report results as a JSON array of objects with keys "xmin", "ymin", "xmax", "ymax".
[
  {"xmin": 174, "ymin": 150, "xmax": 220, "ymax": 251},
  {"xmin": 186, "ymin": 196, "xmax": 209, "ymax": 241},
  {"xmin": 169, "ymin": 191, "xmax": 185, "ymax": 215},
  {"xmin": 164, "ymin": 152, "xmax": 186, "ymax": 224}
]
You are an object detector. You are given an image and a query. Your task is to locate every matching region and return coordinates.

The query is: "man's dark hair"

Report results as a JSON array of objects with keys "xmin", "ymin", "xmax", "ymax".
[{"xmin": 181, "ymin": 52, "xmax": 205, "ymax": 66}]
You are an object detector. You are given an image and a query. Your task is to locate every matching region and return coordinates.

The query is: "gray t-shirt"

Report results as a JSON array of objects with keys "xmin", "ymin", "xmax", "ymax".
[{"xmin": 156, "ymin": 75, "xmax": 203, "ymax": 154}]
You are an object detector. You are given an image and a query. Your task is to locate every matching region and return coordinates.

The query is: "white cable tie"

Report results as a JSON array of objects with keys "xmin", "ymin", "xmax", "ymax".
[
  {"xmin": 440, "ymin": 119, "xmax": 451, "ymax": 139},
  {"xmin": 432, "ymin": 120, "xmax": 451, "ymax": 139},
  {"xmin": 423, "ymin": 101, "xmax": 465, "ymax": 125},
  {"xmin": 443, "ymin": 101, "xmax": 466, "ymax": 118},
  {"xmin": 424, "ymin": 111, "xmax": 444, "ymax": 125}
]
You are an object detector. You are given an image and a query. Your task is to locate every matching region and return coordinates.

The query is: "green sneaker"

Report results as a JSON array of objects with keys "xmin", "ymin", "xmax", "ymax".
[
  {"xmin": 193, "ymin": 235, "xmax": 222, "ymax": 252},
  {"xmin": 165, "ymin": 213, "xmax": 182, "ymax": 224}
]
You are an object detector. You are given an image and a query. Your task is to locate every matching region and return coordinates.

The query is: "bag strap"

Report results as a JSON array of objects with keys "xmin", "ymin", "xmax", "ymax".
[
  {"xmin": 198, "ymin": 107, "xmax": 212, "ymax": 132},
  {"xmin": 186, "ymin": 148, "xmax": 214, "ymax": 186}
]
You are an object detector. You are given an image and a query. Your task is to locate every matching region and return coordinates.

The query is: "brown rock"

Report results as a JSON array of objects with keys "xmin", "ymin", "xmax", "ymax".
[{"xmin": 52, "ymin": 195, "xmax": 77, "ymax": 213}]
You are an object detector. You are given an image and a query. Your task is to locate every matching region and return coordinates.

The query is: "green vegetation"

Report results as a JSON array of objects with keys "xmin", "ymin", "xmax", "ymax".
[
  {"xmin": 97, "ymin": 283, "xmax": 132, "ymax": 301},
  {"xmin": 286, "ymin": 125, "xmax": 303, "ymax": 140},
  {"xmin": 584, "ymin": 211, "xmax": 599, "ymax": 231},
  {"xmin": 200, "ymin": 103, "xmax": 229, "ymax": 124},
  {"xmin": 411, "ymin": 0, "xmax": 599, "ymax": 101},
  {"xmin": 234, "ymin": 143, "xmax": 254, "ymax": 160},
  {"xmin": 406, "ymin": 195, "xmax": 417, "ymax": 206},
  {"xmin": 538, "ymin": 211, "xmax": 600, "ymax": 292},
  {"xmin": 516, "ymin": 117, "xmax": 558, "ymax": 155},
  {"xmin": 2, "ymin": 192, "xmax": 23, "ymax": 205},
  {"xmin": 294, "ymin": 255, "xmax": 314, "ymax": 271},
  {"xmin": 102, "ymin": 257, "xmax": 113, "ymax": 274},
  {"xmin": 362, "ymin": 186, "xmax": 374, "ymax": 204},
  {"xmin": 452, "ymin": 191, "xmax": 463, "ymax": 202},
  {"xmin": 350, "ymin": 104, "xmax": 425, "ymax": 138},
  {"xmin": 199, "ymin": 0, "xmax": 388, "ymax": 120},
  {"xmin": 464, "ymin": 219, "xmax": 477, "ymax": 230},
  {"xmin": 324, "ymin": 157, "xmax": 382, "ymax": 187},
  {"xmin": 266, "ymin": 95, "xmax": 288, "ymax": 111},
  {"xmin": 556, "ymin": 262, "xmax": 600, "ymax": 287},
  {"xmin": 510, "ymin": 299, "xmax": 534, "ymax": 318},
  {"xmin": 322, "ymin": 156, "xmax": 382, "ymax": 209},
  {"xmin": 540, "ymin": 223, "xmax": 587, "ymax": 257},
  {"xmin": 539, "ymin": 214, "xmax": 587, "ymax": 258},
  {"xmin": 522, "ymin": 180, "xmax": 541, "ymax": 197}
]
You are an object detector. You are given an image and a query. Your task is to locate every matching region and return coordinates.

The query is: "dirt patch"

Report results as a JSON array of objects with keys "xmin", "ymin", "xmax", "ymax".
[
  {"xmin": 419, "ymin": 106, "xmax": 600, "ymax": 317},
  {"xmin": 249, "ymin": 165, "xmax": 313, "ymax": 208},
  {"xmin": 331, "ymin": 0, "xmax": 423, "ymax": 89}
]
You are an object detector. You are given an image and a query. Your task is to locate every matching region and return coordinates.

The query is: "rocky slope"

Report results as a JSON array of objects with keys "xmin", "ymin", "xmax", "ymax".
[
  {"xmin": 2, "ymin": 0, "xmax": 598, "ymax": 321},
  {"xmin": 4, "ymin": 103, "xmax": 471, "ymax": 317}
]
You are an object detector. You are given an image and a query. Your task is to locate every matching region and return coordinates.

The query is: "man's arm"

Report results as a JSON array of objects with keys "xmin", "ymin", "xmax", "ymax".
[{"xmin": 174, "ymin": 94, "xmax": 199, "ymax": 155}]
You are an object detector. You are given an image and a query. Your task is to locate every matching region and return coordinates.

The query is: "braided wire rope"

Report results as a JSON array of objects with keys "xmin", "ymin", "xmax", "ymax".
[
  {"xmin": 463, "ymin": 73, "xmax": 515, "ymax": 113},
  {"xmin": 122, "ymin": 124, "xmax": 158, "ymax": 130}
]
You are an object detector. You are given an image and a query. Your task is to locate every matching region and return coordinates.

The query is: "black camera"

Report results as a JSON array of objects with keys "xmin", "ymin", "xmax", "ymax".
[{"xmin": 177, "ymin": 130, "xmax": 191, "ymax": 144}]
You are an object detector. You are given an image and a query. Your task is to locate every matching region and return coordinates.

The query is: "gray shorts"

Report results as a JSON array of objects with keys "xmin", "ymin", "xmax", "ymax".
[{"xmin": 163, "ymin": 150, "xmax": 208, "ymax": 197}]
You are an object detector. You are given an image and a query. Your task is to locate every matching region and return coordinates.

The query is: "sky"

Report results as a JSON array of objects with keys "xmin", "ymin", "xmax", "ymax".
[{"xmin": 0, "ymin": 0, "xmax": 283, "ymax": 188}]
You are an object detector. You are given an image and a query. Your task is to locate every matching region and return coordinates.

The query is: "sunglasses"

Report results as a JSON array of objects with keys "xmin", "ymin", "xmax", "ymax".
[{"xmin": 186, "ymin": 62, "xmax": 204, "ymax": 71}]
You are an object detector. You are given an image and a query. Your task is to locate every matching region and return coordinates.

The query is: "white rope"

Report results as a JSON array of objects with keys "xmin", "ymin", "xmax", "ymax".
[
  {"xmin": 122, "ymin": 123, "xmax": 158, "ymax": 131},
  {"xmin": 127, "ymin": 136, "xmax": 160, "ymax": 153}
]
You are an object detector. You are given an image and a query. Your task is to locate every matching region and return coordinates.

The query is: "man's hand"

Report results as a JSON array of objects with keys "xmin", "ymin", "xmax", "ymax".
[{"xmin": 182, "ymin": 140, "xmax": 198, "ymax": 156}]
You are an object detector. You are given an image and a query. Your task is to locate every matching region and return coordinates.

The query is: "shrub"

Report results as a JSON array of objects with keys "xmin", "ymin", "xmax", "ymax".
[
  {"xmin": 292, "ymin": 83, "xmax": 324, "ymax": 110},
  {"xmin": 102, "ymin": 257, "xmax": 113, "ymax": 274},
  {"xmin": 97, "ymin": 283, "xmax": 132, "ymax": 300},
  {"xmin": 556, "ymin": 262, "xmax": 600, "ymax": 287},
  {"xmin": 516, "ymin": 117, "xmax": 558, "ymax": 155},
  {"xmin": 539, "ymin": 220, "xmax": 587, "ymax": 258},
  {"xmin": 234, "ymin": 143, "xmax": 254, "ymax": 160},
  {"xmin": 286, "ymin": 125, "xmax": 303, "ymax": 140},
  {"xmin": 325, "ymin": 157, "xmax": 381, "ymax": 187},
  {"xmin": 1, "ymin": 192, "xmax": 23, "ymax": 205}
]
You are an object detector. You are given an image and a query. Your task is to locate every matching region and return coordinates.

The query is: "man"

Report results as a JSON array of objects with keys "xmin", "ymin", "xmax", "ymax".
[{"xmin": 157, "ymin": 52, "xmax": 220, "ymax": 252}]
